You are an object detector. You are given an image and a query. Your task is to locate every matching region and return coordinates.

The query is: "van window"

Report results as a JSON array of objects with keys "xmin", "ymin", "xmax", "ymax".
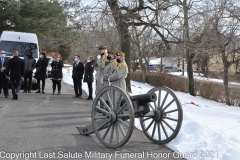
[
  {"xmin": 164, "ymin": 66, "xmax": 173, "ymax": 69},
  {"xmin": 0, "ymin": 40, "xmax": 38, "ymax": 58}
]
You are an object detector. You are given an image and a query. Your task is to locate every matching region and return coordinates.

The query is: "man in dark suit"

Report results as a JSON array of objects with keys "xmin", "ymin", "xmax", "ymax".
[
  {"xmin": 0, "ymin": 50, "xmax": 9, "ymax": 98},
  {"xmin": 6, "ymin": 51, "xmax": 24, "ymax": 100},
  {"xmin": 72, "ymin": 55, "xmax": 84, "ymax": 99}
]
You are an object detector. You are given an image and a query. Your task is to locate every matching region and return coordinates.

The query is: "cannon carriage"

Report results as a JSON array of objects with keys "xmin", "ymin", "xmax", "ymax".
[{"xmin": 77, "ymin": 86, "xmax": 183, "ymax": 148}]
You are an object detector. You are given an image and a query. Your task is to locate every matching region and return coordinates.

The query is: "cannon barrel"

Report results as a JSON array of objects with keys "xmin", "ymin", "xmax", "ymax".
[
  {"xmin": 120, "ymin": 92, "xmax": 157, "ymax": 106},
  {"xmin": 130, "ymin": 92, "xmax": 157, "ymax": 105}
]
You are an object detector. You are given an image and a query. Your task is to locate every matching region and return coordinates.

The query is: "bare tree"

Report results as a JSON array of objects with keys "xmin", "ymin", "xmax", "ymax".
[
  {"xmin": 126, "ymin": 0, "xmax": 212, "ymax": 96},
  {"xmin": 130, "ymin": 25, "xmax": 156, "ymax": 82},
  {"xmin": 207, "ymin": 0, "xmax": 240, "ymax": 105},
  {"xmin": 104, "ymin": 0, "xmax": 213, "ymax": 95},
  {"xmin": 106, "ymin": 0, "xmax": 133, "ymax": 92},
  {"xmin": 77, "ymin": 0, "xmax": 240, "ymax": 102},
  {"xmin": 67, "ymin": 6, "xmax": 121, "ymax": 62}
]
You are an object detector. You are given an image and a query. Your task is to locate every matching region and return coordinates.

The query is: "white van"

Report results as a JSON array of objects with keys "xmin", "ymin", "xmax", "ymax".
[
  {"xmin": 46, "ymin": 56, "xmax": 53, "ymax": 78},
  {"xmin": 0, "ymin": 31, "xmax": 40, "ymax": 89}
]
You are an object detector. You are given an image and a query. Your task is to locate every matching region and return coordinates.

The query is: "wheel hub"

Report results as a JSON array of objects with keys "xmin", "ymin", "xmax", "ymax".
[
  {"xmin": 153, "ymin": 110, "xmax": 162, "ymax": 121},
  {"xmin": 106, "ymin": 111, "xmax": 117, "ymax": 123}
]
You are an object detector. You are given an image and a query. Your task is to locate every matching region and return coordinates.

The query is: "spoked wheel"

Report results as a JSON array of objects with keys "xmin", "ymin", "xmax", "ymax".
[
  {"xmin": 140, "ymin": 87, "xmax": 183, "ymax": 144},
  {"xmin": 92, "ymin": 86, "xmax": 135, "ymax": 148}
]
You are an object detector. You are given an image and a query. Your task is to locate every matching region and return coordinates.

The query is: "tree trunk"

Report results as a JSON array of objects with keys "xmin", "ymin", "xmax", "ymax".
[
  {"xmin": 183, "ymin": 0, "xmax": 195, "ymax": 96},
  {"xmin": 222, "ymin": 55, "xmax": 230, "ymax": 105},
  {"xmin": 134, "ymin": 27, "xmax": 147, "ymax": 82},
  {"xmin": 186, "ymin": 50, "xmax": 196, "ymax": 96},
  {"xmin": 139, "ymin": 57, "xmax": 147, "ymax": 82},
  {"xmin": 107, "ymin": 0, "xmax": 131, "ymax": 92},
  {"xmin": 119, "ymin": 26, "xmax": 131, "ymax": 92}
]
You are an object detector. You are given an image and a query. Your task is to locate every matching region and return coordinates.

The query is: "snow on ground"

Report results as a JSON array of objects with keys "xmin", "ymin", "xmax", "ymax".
[
  {"xmin": 131, "ymin": 81, "xmax": 240, "ymax": 160},
  {"xmin": 170, "ymin": 72, "xmax": 240, "ymax": 86},
  {"xmin": 149, "ymin": 58, "xmax": 162, "ymax": 65},
  {"xmin": 62, "ymin": 67, "xmax": 240, "ymax": 160}
]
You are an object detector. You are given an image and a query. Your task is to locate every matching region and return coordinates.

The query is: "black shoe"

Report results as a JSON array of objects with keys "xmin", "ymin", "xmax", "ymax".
[
  {"xmin": 12, "ymin": 94, "xmax": 18, "ymax": 100},
  {"xmin": 23, "ymin": 90, "xmax": 27, "ymax": 93},
  {"xmin": 86, "ymin": 98, "xmax": 92, "ymax": 100},
  {"xmin": 52, "ymin": 92, "xmax": 55, "ymax": 95},
  {"xmin": 28, "ymin": 91, "xmax": 31, "ymax": 93},
  {"xmin": 36, "ymin": 90, "xmax": 41, "ymax": 93},
  {"xmin": 5, "ymin": 95, "xmax": 8, "ymax": 98},
  {"xmin": 57, "ymin": 91, "xmax": 60, "ymax": 95}
]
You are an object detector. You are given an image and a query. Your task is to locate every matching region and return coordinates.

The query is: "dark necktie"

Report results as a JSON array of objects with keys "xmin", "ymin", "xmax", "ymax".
[{"xmin": 1, "ymin": 58, "xmax": 4, "ymax": 67}]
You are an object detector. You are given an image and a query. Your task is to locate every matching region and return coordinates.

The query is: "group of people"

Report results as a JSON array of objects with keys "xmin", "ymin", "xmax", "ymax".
[
  {"xmin": 0, "ymin": 50, "xmax": 64, "ymax": 100},
  {"xmin": 71, "ymin": 45, "xmax": 128, "ymax": 100},
  {"xmin": 95, "ymin": 46, "xmax": 128, "ymax": 97},
  {"xmin": 72, "ymin": 55, "xmax": 94, "ymax": 100},
  {"xmin": 23, "ymin": 51, "xmax": 63, "ymax": 95},
  {"xmin": 0, "ymin": 45, "xmax": 128, "ymax": 100}
]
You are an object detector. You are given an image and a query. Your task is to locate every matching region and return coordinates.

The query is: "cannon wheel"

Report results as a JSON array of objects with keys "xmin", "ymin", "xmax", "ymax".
[
  {"xmin": 140, "ymin": 87, "xmax": 183, "ymax": 144},
  {"xmin": 92, "ymin": 86, "xmax": 135, "ymax": 148}
]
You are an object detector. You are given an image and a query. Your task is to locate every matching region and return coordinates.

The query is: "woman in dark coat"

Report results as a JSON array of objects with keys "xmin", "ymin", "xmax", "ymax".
[
  {"xmin": 83, "ymin": 56, "xmax": 94, "ymax": 100},
  {"xmin": 50, "ymin": 54, "xmax": 64, "ymax": 95},
  {"xmin": 34, "ymin": 51, "xmax": 48, "ymax": 93}
]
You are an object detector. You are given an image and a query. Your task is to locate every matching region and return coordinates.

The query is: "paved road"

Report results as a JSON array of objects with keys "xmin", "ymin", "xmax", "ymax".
[{"xmin": 0, "ymin": 79, "xmax": 184, "ymax": 160}]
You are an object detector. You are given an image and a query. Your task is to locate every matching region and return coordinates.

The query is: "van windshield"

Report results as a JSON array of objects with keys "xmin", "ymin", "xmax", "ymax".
[{"xmin": 0, "ymin": 40, "xmax": 38, "ymax": 58}]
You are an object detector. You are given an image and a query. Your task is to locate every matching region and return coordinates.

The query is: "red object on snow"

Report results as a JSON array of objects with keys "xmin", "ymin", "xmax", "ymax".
[{"xmin": 190, "ymin": 101, "xmax": 195, "ymax": 105}]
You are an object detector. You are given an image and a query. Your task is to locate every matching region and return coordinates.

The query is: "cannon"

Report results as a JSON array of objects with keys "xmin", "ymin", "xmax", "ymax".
[{"xmin": 77, "ymin": 86, "xmax": 183, "ymax": 148}]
